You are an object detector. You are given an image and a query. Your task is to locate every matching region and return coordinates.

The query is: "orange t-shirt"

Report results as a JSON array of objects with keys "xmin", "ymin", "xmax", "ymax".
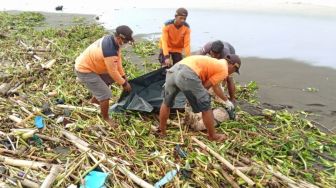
[
  {"xmin": 180, "ymin": 55, "xmax": 228, "ymax": 86},
  {"xmin": 159, "ymin": 19, "xmax": 191, "ymax": 56},
  {"xmin": 75, "ymin": 35, "xmax": 126, "ymax": 85}
]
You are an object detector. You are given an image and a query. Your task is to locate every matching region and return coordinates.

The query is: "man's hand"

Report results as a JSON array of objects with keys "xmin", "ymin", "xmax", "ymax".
[
  {"xmin": 224, "ymin": 100, "xmax": 235, "ymax": 111},
  {"xmin": 164, "ymin": 58, "xmax": 172, "ymax": 67},
  {"xmin": 122, "ymin": 82, "xmax": 132, "ymax": 92}
]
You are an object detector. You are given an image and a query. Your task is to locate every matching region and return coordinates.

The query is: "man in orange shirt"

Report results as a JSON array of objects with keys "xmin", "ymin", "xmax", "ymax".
[
  {"xmin": 158, "ymin": 8, "xmax": 191, "ymax": 67},
  {"xmin": 75, "ymin": 25, "xmax": 133, "ymax": 127},
  {"xmin": 158, "ymin": 55, "xmax": 241, "ymax": 141}
]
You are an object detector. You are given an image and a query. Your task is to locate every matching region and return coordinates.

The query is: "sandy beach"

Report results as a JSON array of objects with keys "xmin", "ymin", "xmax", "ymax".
[{"xmin": 237, "ymin": 57, "xmax": 336, "ymax": 133}]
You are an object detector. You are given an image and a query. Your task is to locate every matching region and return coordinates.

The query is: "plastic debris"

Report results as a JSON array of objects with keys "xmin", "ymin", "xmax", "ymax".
[
  {"xmin": 154, "ymin": 169, "xmax": 178, "ymax": 188},
  {"xmin": 34, "ymin": 116, "xmax": 44, "ymax": 129},
  {"xmin": 175, "ymin": 145, "xmax": 187, "ymax": 158},
  {"xmin": 42, "ymin": 103, "xmax": 54, "ymax": 117},
  {"xmin": 80, "ymin": 170, "xmax": 108, "ymax": 188}
]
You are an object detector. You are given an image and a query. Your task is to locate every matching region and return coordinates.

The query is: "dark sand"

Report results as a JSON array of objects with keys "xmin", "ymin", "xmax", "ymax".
[{"xmin": 236, "ymin": 57, "xmax": 336, "ymax": 133}]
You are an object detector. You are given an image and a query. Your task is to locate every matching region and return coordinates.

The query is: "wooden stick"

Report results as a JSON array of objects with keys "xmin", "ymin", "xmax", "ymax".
[
  {"xmin": 192, "ymin": 137, "xmax": 255, "ymax": 186},
  {"xmin": 56, "ymin": 104, "xmax": 98, "ymax": 113},
  {"xmin": 35, "ymin": 134, "xmax": 61, "ymax": 143},
  {"xmin": 61, "ymin": 130, "xmax": 89, "ymax": 147},
  {"xmin": 0, "ymin": 155, "xmax": 52, "ymax": 170},
  {"xmin": 0, "ymin": 148, "xmax": 52, "ymax": 163},
  {"xmin": 40, "ymin": 165, "xmax": 63, "ymax": 188}
]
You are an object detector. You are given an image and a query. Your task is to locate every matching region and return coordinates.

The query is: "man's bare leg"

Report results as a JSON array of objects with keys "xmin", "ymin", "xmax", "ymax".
[
  {"xmin": 202, "ymin": 110, "xmax": 226, "ymax": 141},
  {"xmin": 159, "ymin": 103, "xmax": 170, "ymax": 136},
  {"xmin": 99, "ymin": 99, "xmax": 116, "ymax": 127}
]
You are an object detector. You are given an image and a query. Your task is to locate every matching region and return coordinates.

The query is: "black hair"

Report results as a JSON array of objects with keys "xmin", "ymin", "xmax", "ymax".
[{"xmin": 210, "ymin": 40, "xmax": 224, "ymax": 54}]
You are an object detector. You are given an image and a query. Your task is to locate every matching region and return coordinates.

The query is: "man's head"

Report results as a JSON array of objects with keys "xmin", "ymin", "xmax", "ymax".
[
  {"xmin": 115, "ymin": 25, "xmax": 134, "ymax": 46},
  {"xmin": 225, "ymin": 54, "xmax": 241, "ymax": 75},
  {"xmin": 210, "ymin": 40, "xmax": 224, "ymax": 59},
  {"xmin": 174, "ymin": 8, "xmax": 188, "ymax": 27}
]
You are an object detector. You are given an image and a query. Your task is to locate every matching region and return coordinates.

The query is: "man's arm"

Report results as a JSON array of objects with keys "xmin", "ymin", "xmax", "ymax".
[
  {"xmin": 184, "ymin": 28, "xmax": 191, "ymax": 56},
  {"xmin": 162, "ymin": 26, "xmax": 170, "ymax": 57},
  {"xmin": 226, "ymin": 77, "xmax": 236, "ymax": 102},
  {"xmin": 104, "ymin": 56, "xmax": 126, "ymax": 86},
  {"xmin": 117, "ymin": 50, "xmax": 126, "ymax": 77},
  {"xmin": 212, "ymin": 84, "xmax": 228, "ymax": 102}
]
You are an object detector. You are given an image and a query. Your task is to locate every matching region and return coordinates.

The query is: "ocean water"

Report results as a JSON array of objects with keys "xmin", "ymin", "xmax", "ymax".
[{"xmin": 1, "ymin": 0, "xmax": 336, "ymax": 68}]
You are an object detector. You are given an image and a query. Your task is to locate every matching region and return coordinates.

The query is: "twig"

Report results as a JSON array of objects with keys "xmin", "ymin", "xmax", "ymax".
[{"xmin": 176, "ymin": 110, "xmax": 184, "ymax": 143}]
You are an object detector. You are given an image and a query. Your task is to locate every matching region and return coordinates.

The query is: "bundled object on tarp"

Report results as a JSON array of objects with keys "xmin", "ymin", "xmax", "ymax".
[
  {"xmin": 111, "ymin": 68, "xmax": 186, "ymax": 112},
  {"xmin": 80, "ymin": 170, "xmax": 108, "ymax": 188}
]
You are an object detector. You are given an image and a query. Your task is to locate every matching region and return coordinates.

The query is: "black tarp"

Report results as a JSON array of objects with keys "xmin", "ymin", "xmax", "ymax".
[{"xmin": 110, "ymin": 68, "xmax": 186, "ymax": 112}]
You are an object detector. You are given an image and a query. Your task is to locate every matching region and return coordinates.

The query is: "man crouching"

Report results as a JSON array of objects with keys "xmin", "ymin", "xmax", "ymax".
[{"xmin": 158, "ymin": 55, "xmax": 241, "ymax": 141}]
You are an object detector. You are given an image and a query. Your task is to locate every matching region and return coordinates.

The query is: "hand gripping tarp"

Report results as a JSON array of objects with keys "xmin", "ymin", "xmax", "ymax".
[{"xmin": 110, "ymin": 68, "xmax": 186, "ymax": 112}]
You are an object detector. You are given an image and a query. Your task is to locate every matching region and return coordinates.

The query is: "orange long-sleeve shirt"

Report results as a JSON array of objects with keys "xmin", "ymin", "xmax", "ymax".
[
  {"xmin": 159, "ymin": 19, "xmax": 191, "ymax": 57},
  {"xmin": 180, "ymin": 55, "xmax": 228, "ymax": 86},
  {"xmin": 75, "ymin": 35, "xmax": 126, "ymax": 85}
]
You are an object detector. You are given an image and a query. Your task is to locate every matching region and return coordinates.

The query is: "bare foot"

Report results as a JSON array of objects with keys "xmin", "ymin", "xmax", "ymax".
[
  {"xmin": 208, "ymin": 133, "xmax": 227, "ymax": 142},
  {"xmin": 154, "ymin": 129, "xmax": 167, "ymax": 138},
  {"xmin": 105, "ymin": 119, "xmax": 118, "ymax": 128}
]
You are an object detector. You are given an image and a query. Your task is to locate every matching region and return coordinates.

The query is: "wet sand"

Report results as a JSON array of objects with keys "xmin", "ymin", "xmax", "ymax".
[{"xmin": 236, "ymin": 57, "xmax": 336, "ymax": 132}]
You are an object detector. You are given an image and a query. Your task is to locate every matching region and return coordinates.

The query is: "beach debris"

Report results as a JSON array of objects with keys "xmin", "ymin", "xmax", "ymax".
[
  {"xmin": 55, "ymin": 6, "xmax": 63, "ymax": 11},
  {"xmin": 80, "ymin": 170, "xmax": 109, "ymax": 188},
  {"xmin": 0, "ymin": 12, "xmax": 334, "ymax": 187},
  {"xmin": 303, "ymin": 87, "xmax": 319, "ymax": 92},
  {"xmin": 34, "ymin": 115, "xmax": 45, "ymax": 128},
  {"xmin": 154, "ymin": 169, "xmax": 178, "ymax": 188},
  {"xmin": 0, "ymin": 83, "xmax": 11, "ymax": 96}
]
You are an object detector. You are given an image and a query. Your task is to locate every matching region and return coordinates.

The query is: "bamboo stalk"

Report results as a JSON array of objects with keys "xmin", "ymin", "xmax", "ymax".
[
  {"xmin": 61, "ymin": 130, "xmax": 89, "ymax": 147},
  {"xmin": 40, "ymin": 165, "xmax": 63, "ymax": 188},
  {"xmin": 192, "ymin": 137, "xmax": 255, "ymax": 186},
  {"xmin": 56, "ymin": 104, "xmax": 98, "ymax": 113},
  {"xmin": 0, "ymin": 155, "xmax": 52, "ymax": 170}
]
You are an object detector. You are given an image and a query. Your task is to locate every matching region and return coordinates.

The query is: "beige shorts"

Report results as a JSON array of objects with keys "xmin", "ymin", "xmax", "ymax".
[
  {"xmin": 75, "ymin": 71, "xmax": 114, "ymax": 101},
  {"xmin": 163, "ymin": 64, "xmax": 211, "ymax": 113}
]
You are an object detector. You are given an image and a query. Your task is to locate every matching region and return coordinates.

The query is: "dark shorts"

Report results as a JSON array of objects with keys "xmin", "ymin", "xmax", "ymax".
[
  {"xmin": 158, "ymin": 49, "xmax": 183, "ymax": 65},
  {"xmin": 163, "ymin": 64, "xmax": 211, "ymax": 113},
  {"xmin": 75, "ymin": 71, "xmax": 114, "ymax": 101}
]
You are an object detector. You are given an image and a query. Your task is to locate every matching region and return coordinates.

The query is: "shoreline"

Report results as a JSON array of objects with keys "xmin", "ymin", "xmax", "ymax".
[{"xmin": 2, "ymin": 0, "xmax": 336, "ymax": 17}]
